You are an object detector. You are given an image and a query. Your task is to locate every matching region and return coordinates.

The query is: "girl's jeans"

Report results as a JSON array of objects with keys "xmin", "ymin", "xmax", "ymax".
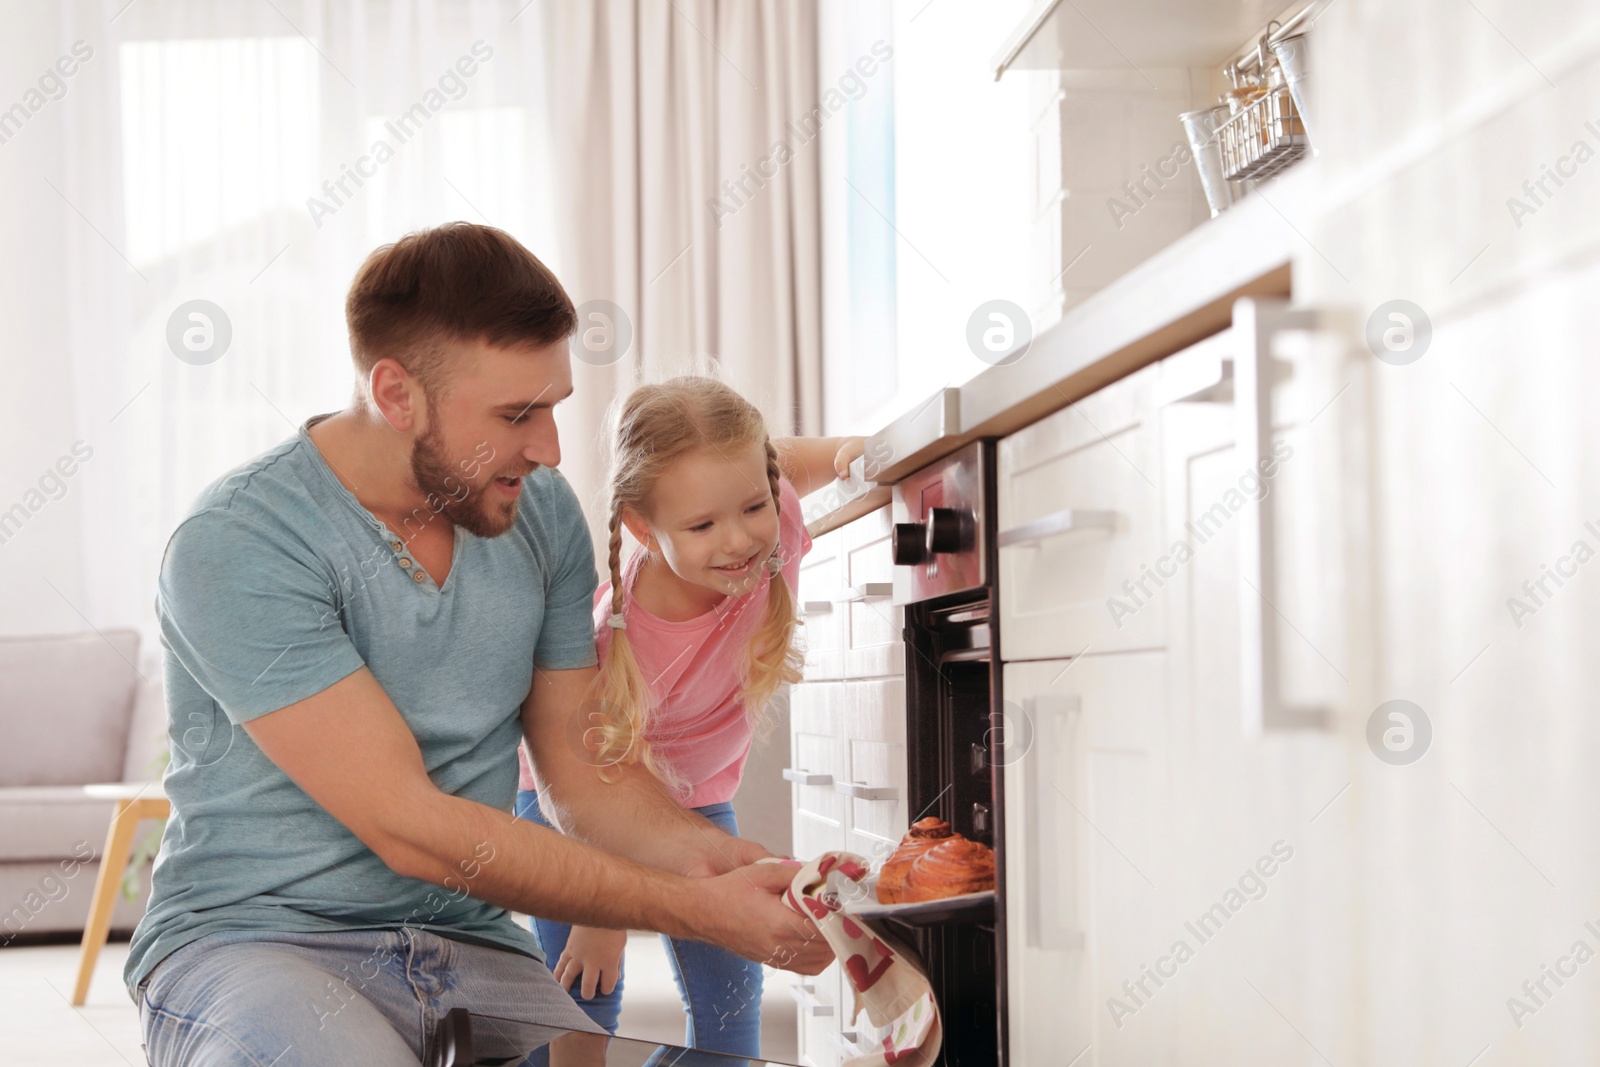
[{"xmin": 514, "ymin": 789, "xmax": 765, "ymax": 1057}]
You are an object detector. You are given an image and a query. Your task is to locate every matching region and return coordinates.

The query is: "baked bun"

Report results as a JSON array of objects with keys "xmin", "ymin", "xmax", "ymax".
[
  {"xmin": 876, "ymin": 818, "xmax": 956, "ymax": 904},
  {"xmin": 900, "ymin": 837, "xmax": 996, "ymax": 902}
]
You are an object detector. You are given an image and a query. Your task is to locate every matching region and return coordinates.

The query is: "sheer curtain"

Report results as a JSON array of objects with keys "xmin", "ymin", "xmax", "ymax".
[
  {"xmin": 540, "ymin": 0, "xmax": 825, "ymax": 528},
  {"xmin": 58, "ymin": 0, "xmax": 563, "ymax": 636},
  {"xmin": 55, "ymin": 0, "xmax": 823, "ymax": 638}
]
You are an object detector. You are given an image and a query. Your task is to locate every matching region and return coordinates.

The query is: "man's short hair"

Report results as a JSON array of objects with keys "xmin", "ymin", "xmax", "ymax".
[{"xmin": 345, "ymin": 222, "xmax": 576, "ymax": 397}]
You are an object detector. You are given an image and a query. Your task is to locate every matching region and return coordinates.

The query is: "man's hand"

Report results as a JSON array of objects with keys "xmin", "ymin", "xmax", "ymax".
[
  {"xmin": 682, "ymin": 835, "xmax": 779, "ymax": 879},
  {"xmin": 552, "ymin": 926, "xmax": 628, "ymax": 1000},
  {"xmin": 692, "ymin": 861, "xmax": 833, "ymax": 975}
]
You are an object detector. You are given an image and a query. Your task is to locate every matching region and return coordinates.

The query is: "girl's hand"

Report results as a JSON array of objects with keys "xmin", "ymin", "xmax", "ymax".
[
  {"xmin": 832, "ymin": 436, "xmax": 866, "ymax": 480},
  {"xmin": 552, "ymin": 926, "xmax": 628, "ymax": 1000}
]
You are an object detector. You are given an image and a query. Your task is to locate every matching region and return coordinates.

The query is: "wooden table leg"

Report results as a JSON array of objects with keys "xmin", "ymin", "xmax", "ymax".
[{"xmin": 71, "ymin": 799, "xmax": 140, "ymax": 1006}]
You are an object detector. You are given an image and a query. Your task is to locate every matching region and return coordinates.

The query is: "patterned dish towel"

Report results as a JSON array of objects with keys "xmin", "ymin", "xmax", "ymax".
[{"xmin": 776, "ymin": 852, "xmax": 943, "ymax": 1066}]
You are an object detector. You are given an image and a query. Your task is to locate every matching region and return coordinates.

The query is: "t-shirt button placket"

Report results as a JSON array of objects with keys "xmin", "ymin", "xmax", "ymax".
[{"xmin": 412, "ymin": 570, "xmax": 427, "ymax": 584}]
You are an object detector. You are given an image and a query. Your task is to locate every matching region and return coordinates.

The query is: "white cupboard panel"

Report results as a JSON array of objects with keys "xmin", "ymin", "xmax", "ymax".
[
  {"xmin": 840, "ymin": 507, "xmax": 905, "ymax": 679},
  {"xmin": 799, "ymin": 528, "xmax": 846, "ymax": 680},
  {"xmin": 1004, "ymin": 651, "xmax": 1175, "ymax": 1067},
  {"xmin": 998, "ymin": 363, "xmax": 1165, "ymax": 660}
]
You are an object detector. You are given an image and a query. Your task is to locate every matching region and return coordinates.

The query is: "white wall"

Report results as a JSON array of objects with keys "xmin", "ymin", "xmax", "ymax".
[
  {"xmin": 0, "ymin": 3, "xmax": 89, "ymax": 635},
  {"xmin": 819, "ymin": 0, "xmax": 1037, "ymax": 437}
]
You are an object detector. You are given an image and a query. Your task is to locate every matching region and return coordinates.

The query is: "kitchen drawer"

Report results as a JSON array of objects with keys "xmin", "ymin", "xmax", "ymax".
[
  {"xmin": 998, "ymin": 362, "xmax": 1165, "ymax": 660},
  {"xmin": 787, "ymin": 684, "xmax": 847, "ymax": 828},
  {"xmin": 834, "ymin": 678, "xmax": 909, "ymax": 866},
  {"xmin": 838, "ymin": 508, "xmax": 905, "ymax": 679},
  {"xmin": 793, "ymin": 968, "xmax": 845, "ymax": 1067},
  {"xmin": 798, "ymin": 528, "xmax": 846, "ymax": 680}
]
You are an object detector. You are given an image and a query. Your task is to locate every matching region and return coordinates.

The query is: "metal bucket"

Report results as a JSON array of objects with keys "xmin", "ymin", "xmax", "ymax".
[
  {"xmin": 1179, "ymin": 104, "xmax": 1235, "ymax": 216},
  {"xmin": 1270, "ymin": 34, "xmax": 1313, "ymax": 144}
]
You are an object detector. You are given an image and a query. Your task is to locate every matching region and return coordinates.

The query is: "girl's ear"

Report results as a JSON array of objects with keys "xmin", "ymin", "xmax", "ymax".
[{"xmin": 621, "ymin": 506, "xmax": 657, "ymax": 552}]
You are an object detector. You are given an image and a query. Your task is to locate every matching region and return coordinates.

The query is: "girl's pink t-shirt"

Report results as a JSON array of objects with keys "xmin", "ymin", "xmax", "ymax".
[{"xmin": 518, "ymin": 478, "xmax": 812, "ymax": 807}]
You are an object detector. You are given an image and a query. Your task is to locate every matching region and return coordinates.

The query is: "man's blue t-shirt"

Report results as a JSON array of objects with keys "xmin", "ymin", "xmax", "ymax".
[{"xmin": 124, "ymin": 417, "xmax": 598, "ymax": 998}]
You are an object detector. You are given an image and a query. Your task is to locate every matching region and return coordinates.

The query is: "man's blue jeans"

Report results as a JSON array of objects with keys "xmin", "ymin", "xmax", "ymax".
[
  {"xmin": 514, "ymin": 789, "xmax": 765, "ymax": 1057},
  {"xmin": 136, "ymin": 925, "xmax": 603, "ymax": 1066}
]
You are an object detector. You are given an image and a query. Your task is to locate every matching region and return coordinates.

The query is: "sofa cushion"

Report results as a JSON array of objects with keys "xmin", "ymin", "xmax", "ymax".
[
  {"xmin": 0, "ymin": 786, "xmax": 157, "ymax": 863},
  {"xmin": 121, "ymin": 672, "xmax": 169, "ymax": 782},
  {"xmin": 0, "ymin": 630, "xmax": 140, "ymax": 787}
]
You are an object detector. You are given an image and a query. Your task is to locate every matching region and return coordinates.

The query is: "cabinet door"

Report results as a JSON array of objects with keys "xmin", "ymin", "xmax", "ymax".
[
  {"xmin": 998, "ymin": 363, "xmax": 1165, "ymax": 661},
  {"xmin": 839, "ymin": 507, "xmax": 904, "ymax": 679},
  {"xmin": 1004, "ymin": 652, "xmax": 1174, "ymax": 1067},
  {"xmin": 1156, "ymin": 326, "xmax": 1354, "ymax": 1065},
  {"xmin": 799, "ymin": 528, "xmax": 846, "ymax": 680},
  {"xmin": 788, "ymin": 683, "xmax": 848, "ymax": 855},
  {"xmin": 839, "ymin": 678, "xmax": 909, "ymax": 868}
]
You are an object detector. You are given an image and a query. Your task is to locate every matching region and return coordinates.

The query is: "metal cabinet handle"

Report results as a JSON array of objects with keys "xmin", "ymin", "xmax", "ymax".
[
  {"xmin": 830, "ymin": 1029, "xmax": 864, "ymax": 1056},
  {"xmin": 1233, "ymin": 298, "xmax": 1332, "ymax": 735},
  {"xmin": 837, "ymin": 582, "xmax": 893, "ymax": 602},
  {"xmin": 1023, "ymin": 694, "xmax": 1087, "ymax": 952},
  {"xmin": 997, "ymin": 508, "xmax": 1117, "ymax": 548},
  {"xmin": 801, "ymin": 600, "xmax": 834, "ymax": 616},
  {"xmin": 835, "ymin": 781, "xmax": 897, "ymax": 801},
  {"xmin": 783, "ymin": 768, "xmax": 833, "ymax": 786},
  {"xmin": 788, "ymin": 985, "xmax": 834, "ymax": 1017},
  {"xmin": 1154, "ymin": 353, "xmax": 1234, "ymax": 407}
]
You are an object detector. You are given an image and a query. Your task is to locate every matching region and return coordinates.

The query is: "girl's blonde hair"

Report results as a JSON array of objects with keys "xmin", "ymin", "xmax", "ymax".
[{"xmin": 590, "ymin": 376, "xmax": 803, "ymax": 789}]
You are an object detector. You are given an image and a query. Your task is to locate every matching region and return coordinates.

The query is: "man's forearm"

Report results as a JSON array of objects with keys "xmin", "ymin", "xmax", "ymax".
[
  {"xmin": 535, "ymin": 757, "xmax": 760, "ymax": 876},
  {"xmin": 383, "ymin": 783, "xmax": 701, "ymax": 938}
]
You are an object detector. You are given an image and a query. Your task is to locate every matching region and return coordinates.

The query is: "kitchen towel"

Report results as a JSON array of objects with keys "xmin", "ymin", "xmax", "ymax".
[{"xmin": 776, "ymin": 852, "xmax": 942, "ymax": 1066}]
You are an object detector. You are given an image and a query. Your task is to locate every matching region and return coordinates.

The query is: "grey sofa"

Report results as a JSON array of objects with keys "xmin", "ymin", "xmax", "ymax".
[{"xmin": 0, "ymin": 630, "xmax": 167, "ymax": 943}]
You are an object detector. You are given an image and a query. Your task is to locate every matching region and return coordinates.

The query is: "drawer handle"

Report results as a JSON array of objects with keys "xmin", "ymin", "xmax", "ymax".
[
  {"xmin": 1155, "ymin": 353, "xmax": 1233, "ymax": 406},
  {"xmin": 997, "ymin": 508, "xmax": 1117, "ymax": 548},
  {"xmin": 801, "ymin": 600, "xmax": 835, "ymax": 616},
  {"xmin": 830, "ymin": 1030, "xmax": 863, "ymax": 1055},
  {"xmin": 783, "ymin": 768, "xmax": 834, "ymax": 785},
  {"xmin": 789, "ymin": 985, "xmax": 834, "ymax": 1017},
  {"xmin": 836, "ymin": 582, "xmax": 893, "ymax": 602},
  {"xmin": 1234, "ymin": 299, "xmax": 1332, "ymax": 735},
  {"xmin": 835, "ymin": 781, "xmax": 897, "ymax": 801}
]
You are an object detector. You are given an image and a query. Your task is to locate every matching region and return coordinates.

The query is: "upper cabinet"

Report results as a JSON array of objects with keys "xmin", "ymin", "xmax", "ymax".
[{"xmin": 993, "ymin": 0, "xmax": 1302, "ymax": 76}]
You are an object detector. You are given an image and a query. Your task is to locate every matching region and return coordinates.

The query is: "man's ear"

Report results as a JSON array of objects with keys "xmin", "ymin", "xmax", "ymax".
[
  {"xmin": 620, "ymin": 507, "xmax": 656, "ymax": 552},
  {"xmin": 369, "ymin": 358, "xmax": 425, "ymax": 433}
]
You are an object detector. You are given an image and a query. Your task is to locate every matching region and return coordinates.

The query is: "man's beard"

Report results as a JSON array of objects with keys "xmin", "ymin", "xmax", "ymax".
[{"xmin": 410, "ymin": 421, "xmax": 529, "ymax": 539}]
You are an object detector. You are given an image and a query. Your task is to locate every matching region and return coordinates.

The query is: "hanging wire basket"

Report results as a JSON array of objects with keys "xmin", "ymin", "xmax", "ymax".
[{"xmin": 1218, "ymin": 82, "xmax": 1308, "ymax": 182}]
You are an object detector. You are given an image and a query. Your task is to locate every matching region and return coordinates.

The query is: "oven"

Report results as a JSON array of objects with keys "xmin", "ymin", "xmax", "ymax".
[{"xmin": 887, "ymin": 440, "xmax": 1007, "ymax": 1066}]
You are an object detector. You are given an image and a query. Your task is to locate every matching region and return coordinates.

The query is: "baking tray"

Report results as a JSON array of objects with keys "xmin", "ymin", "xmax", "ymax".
[{"xmin": 841, "ymin": 876, "xmax": 997, "ymax": 925}]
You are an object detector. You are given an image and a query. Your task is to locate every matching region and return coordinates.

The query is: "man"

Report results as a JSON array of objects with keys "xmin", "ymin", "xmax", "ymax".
[{"xmin": 126, "ymin": 222, "xmax": 830, "ymax": 1066}]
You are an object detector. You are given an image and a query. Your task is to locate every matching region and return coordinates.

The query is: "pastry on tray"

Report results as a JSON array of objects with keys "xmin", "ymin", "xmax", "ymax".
[
  {"xmin": 876, "ymin": 818, "xmax": 994, "ymax": 904},
  {"xmin": 875, "ymin": 817, "xmax": 955, "ymax": 904},
  {"xmin": 901, "ymin": 837, "xmax": 996, "ymax": 902}
]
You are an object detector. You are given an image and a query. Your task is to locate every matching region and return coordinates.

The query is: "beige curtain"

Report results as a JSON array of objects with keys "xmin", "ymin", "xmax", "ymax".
[{"xmin": 542, "ymin": 0, "xmax": 824, "ymax": 535}]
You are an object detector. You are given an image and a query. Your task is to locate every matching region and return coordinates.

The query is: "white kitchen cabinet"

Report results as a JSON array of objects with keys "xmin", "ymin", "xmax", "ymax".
[
  {"xmin": 1003, "ymin": 651, "xmax": 1175, "ymax": 1067},
  {"xmin": 839, "ymin": 507, "xmax": 904, "ymax": 680},
  {"xmin": 798, "ymin": 527, "xmax": 846, "ymax": 680},
  {"xmin": 789, "ymin": 506, "xmax": 909, "ymax": 1061},
  {"xmin": 998, "ymin": 362, "xmax": 1166, "ymax": 661}
]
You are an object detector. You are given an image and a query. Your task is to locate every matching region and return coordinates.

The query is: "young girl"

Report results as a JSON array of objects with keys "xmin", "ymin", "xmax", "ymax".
[{"xmin": 514, "ymin": 376, "xmax": 863, "ymax": 1055}]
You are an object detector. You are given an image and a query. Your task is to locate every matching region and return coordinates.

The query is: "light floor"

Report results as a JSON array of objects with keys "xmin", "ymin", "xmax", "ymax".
[{"xmin": 0, "ymin": 928, "xmax": 801, "ymax": 1066}]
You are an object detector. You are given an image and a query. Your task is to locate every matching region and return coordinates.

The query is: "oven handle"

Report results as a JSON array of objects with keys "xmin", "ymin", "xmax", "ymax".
[
  {"xmin": 1233, "ymin": 298, "xmax": 1333, "ymax": 735},
  {"xmin": 835, "ymin": 781, "xmax": 897, "ymax": 801},
  {"xmin": 997, "ymin": 508, "xmax": 1117, "ymax": 548},
  {"xmin": 782, "ymin": 768, "xmax": 834, "ymax": 786}
]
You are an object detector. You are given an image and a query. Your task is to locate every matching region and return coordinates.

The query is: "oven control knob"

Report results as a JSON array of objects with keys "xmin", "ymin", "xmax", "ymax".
[
  {"xmin": 926, "ymin": 507, "xmax": 972, "ymax": 555},
  {"xmin": 892, "ymin": 523, "xmax": 927, "ymax": 565}
]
